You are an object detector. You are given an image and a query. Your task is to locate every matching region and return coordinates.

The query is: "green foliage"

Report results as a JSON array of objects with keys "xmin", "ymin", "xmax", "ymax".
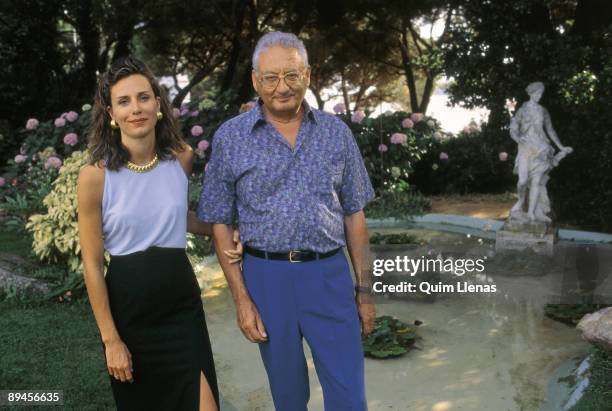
[
  {"xmin": 25, "ymin": 150, "xmax": 88, "ymax": 273},
  {"xmin": 441, "ymin": 0, "xmax": 612, "ymax": 232},
  {"xmin": 0, "ymin": 152, "xmax": 59, "ymax": 234},
  {"xmin": 343, "ymin": 111, "xmax": 442, "ymax": 194},
  {"xmin": 362, "ymin": 315, "xmax": 420, "ymax": 359},
  {"xmin": 544, "ymin": 303, "xmax": 611, "ymax": 326},
  {"xmin": 369, "ymin": 232, "xmax": 420, "ymax": 245},
  {"xmin": 365, "ymin": 186, "xmax": 431, "ymax": 219},
  {"xmin": 569, "ymin": 347, "xmax": 612, "ymax": 411},
  {"xmin": 410, "ymin": 127, "xmax": 516, "ymax": 195}
]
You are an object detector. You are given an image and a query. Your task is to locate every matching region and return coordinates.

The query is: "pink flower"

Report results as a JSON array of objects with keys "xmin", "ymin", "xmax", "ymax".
[
  {"xmin": 378, "ymin": 144, "xmax": 388, "ymax": 153},
  {"xmin": 172, "ymin": 108, "xmax": 180, "ymax": 118},
  {"xmin": 191, "ymin": 125, "xmax": 204, "ymax": 137},
  {"xmin": 190, "ymin": 110, "xmax": 199, "ymax": 117},
  {"xmin": 410, "ymin": 113, "xmax": 424, "ymax": 123},
  {"xmin": 333, "ymin": 103, "xmax": 346, "ymax": 114},
  {"xmin": 14, "ymin": 154, "xmax": 27, "ymax": 163},
  {"xmin": 439, "ymin": 152, "xmax": 449, "ymax": 161},
  {"xmin": 351, "ymin": 110, "xmax": 366, "ymax": 124},
  {"xmin": 401, "ymin": 118, "xmax": 414, "ymax": 129},
  {"xmin": 390, "ymin": 133, "xmax": 407, "ymax": 145},
  {"xmin": 63, "ymin": 132, "xmax": 78, "ymax": 146},
  {"xmin": 180, "ymin": 108, "xmax": 189, "ymax": 116},
  {"xmin": 0, "ymin": 177, "xmax": 5, "ymax": 187},
  {"xmin": 65, "ymin": 290, "xmax": 72, "ymax": 297},
  {"xmin": 499, "ymin": 152, "xmax": 508, "ymax": 161},
  {"xmin": 25, "ymin": 118, "xmax": 39, "ymax": 130},
  {"xmin": 54, "ymin": 117, "xmax": 66, "ymax": 127},
  {"xmin": 197, "ymin": 140, "xmax": 210, "ymax": 152},
  {"xmin": 45, "ymin": 156, "xmax": 62, "ymax": 170},
  {"xmin": 65, "ymin": 111, "xmax": 79, "ymax": 122},
  {"xmin": 462, "ymin": 126, "xmax": 478, "ymax": 134}
]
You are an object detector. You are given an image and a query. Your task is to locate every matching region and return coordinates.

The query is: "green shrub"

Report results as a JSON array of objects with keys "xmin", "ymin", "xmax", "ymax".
[
  {"xmin": 26, "ymin": 150, "xmax": 88, "ymax": 272},
  {"xmin": 410, "ymin": 126, "xmax": 515, "ymax": 195},
  {"xmin": 343, "ymin": 111, "xmax": 444, "ymax": 195}
]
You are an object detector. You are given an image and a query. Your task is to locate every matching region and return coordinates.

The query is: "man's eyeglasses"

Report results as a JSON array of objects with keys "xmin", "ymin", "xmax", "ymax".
[{"xmin": 256, "ymin": 70, "xmax": 307, "ymax": 90}]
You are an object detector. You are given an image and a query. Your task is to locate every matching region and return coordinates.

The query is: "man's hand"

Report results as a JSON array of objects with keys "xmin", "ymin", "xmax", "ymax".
[
  {"xmin": 223, "ymin": 228, "xmax": 243, "ymax": 264},
  {"xmin": 356, "ymin": 296, "xmax": 376, "ymax": 337},
  {"xmin": 236, "ymin": 296, "xmax": 268, "ymax": 343}
]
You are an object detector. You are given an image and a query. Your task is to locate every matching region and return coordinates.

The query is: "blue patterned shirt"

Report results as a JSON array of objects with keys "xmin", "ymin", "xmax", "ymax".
[{"xmin": 197, "ymin": 100, "xmax": 375, "ymax": 253}]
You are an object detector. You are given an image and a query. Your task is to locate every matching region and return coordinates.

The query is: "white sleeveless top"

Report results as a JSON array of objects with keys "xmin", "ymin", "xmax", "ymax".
[{"xmin": 102, "ymin": 159, "xmax": 188, "ymax": 255}]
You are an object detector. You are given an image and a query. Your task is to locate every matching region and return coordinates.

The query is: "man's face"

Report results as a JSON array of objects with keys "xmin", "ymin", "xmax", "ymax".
[{"xmin": 252, "ymin": 45, "xmax": 311, "ymax": 115}]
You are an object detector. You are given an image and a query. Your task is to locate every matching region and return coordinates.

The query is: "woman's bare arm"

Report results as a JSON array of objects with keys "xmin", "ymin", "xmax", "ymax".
[{"xmin": 77, "ymin": 165, "xmax": 120, "ymax": 344}]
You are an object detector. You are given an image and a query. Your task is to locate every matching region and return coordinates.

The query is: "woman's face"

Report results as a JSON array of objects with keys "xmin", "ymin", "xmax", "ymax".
[{"xmin": 108, "ymin": 74, "xmax": 160, "ymax": 140}]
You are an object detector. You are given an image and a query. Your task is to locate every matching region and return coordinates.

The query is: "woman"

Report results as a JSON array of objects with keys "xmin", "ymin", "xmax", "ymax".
[{"xmin": 77, "ymin": 56, "xmax": 239, "ymax": 411}]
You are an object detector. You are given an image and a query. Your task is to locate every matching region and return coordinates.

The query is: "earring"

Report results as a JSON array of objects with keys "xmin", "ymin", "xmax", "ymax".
[
  {"xmin": 156, "ymin": 112, "xmax": 163, "ymax": 120},
  {"xmin": 110, "ymin": 119, "xmax": 119, "ymax": 129}
]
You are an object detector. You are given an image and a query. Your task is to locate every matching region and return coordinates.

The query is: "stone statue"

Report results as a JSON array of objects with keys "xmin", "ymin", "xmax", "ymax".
[{"xmin": 509, "ymin": 82, "xmax": 573, "ymax": 223}]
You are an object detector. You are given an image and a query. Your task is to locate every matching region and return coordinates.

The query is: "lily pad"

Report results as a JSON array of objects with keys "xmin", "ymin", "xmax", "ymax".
[{"xmin": 362, "ymin": 315, "xmax": 421, "ymax": 359}]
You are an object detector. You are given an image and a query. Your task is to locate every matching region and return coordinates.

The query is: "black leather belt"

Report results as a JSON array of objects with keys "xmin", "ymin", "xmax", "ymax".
[{"xmin": 244, "ymin": 245, "xmax": 341, "ymax": 262}]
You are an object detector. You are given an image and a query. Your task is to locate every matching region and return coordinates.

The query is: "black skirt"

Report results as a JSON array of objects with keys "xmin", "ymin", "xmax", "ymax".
[{"xmin": 104, "ymin": 247, "xmax": 219, "ymax": 411}]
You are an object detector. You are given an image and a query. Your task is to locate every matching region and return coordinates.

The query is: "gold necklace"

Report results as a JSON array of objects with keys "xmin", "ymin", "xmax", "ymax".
[{"xmin": 126, "ymin": 154, "xmax": 159, "ymax": 173}]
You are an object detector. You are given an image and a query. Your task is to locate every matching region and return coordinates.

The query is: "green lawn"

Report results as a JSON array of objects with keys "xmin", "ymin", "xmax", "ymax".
[
  {"xmin": 0, "ymin": 229, "xmax": 33, "ymax": 259},
  {"xmin": 0, "ymin": 300, "xmax": 115, "ymax": 410}
]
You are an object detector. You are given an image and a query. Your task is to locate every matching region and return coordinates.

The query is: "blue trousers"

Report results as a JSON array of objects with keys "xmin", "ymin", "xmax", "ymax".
[{"xmin": 242, "ymin": 250, "xmax": 367, "ymax": 411}]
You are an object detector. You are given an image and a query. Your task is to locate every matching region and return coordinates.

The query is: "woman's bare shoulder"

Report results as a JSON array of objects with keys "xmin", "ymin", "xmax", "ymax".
[
  {"xmin": 175, "ymin": 144, "xmax": 193, "ymax": 175},
  {"xmin": 78, "ymin": 163, "xmax": 105, "ymax": 190}
]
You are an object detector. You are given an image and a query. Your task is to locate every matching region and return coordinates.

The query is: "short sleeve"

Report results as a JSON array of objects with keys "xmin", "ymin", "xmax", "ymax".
[
  {"xmin": 197, "ymin": 126, "xmax": 237, "ymax": 224},
  {"xmin": 339, "ymin": 125, "xmax": 375, "ymax": 215}
]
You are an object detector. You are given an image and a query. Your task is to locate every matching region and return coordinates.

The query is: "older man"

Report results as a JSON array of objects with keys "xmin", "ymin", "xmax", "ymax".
[{"xmin": 198, "ymin": 31, "xmax": 375, "ymax": 411}]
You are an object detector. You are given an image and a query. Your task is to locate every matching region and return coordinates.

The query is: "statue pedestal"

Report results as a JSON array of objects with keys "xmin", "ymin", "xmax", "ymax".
[{"xmin": 495, "ymin": 218, "xmax": 558, "ymax": 256}]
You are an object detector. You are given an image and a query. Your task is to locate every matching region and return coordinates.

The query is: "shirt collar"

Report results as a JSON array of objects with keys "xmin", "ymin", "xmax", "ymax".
[{"xmin": 247, "ymin": 98, "xmax": 318, "ymax": 131}]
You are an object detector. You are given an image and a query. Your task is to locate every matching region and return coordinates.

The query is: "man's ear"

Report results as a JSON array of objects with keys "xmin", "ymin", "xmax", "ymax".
[
  {"xmin": 251, "ymin": 70, "xmax": 259, "ymax": 93},
  {"xmin": 304, "ymin": 66, "xmax": 312, "ymax": 88}
]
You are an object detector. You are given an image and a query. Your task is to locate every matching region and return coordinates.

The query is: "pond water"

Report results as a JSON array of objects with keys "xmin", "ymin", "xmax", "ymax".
[{"xmin": 192, "ymin": 226, "xmax": 612, "ymax": 411}]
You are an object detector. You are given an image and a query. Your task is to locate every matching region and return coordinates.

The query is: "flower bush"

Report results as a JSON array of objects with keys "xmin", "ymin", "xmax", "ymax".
[
  {"xmin": 26, "ymin": 150, "xmax": 89, "ymax": 272},
  {"xmin": 409, "ymin": 127, "xmax": 515, "ymax": 195},
  {"xmin": 340, "ymin": 110, "xmax": 444, "ymax": 195}
]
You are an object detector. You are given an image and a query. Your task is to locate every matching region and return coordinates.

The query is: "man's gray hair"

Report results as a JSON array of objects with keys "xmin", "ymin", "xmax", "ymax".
[{"xmin": 252, "ymin": 31, "xmax": 309, "ymax": 70}]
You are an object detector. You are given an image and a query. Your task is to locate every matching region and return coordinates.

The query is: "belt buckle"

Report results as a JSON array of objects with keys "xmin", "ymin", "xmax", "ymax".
[{"xmin": 289, "ymin": 250, "xmax": 303, "ymax": 263}]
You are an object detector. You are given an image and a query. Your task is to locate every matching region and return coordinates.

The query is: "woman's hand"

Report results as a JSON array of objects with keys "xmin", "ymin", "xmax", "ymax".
[
  {"xmin": 105, "ymin": 339, "xmax": 134, "ymax": 383},
  {"xmin": 223, "ymin": 228, "xmax": 243, "ymax": 264}
]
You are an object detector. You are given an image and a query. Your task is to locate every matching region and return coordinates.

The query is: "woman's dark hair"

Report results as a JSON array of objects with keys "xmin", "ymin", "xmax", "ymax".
[{"xmin": 88, "ymin": 56, "xmax": 185, "ymax": 170}]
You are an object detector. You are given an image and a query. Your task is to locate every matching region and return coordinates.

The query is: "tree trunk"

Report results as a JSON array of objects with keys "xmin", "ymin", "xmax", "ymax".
[
  {"xmin": 309, "ymin": 86, "xmax": 325, "ymax": 110},
  {"xmin": 73, "ymin": 0, "xmax": 99, "ymax": 102},
  {"xmin": 419, "ymin": 74, "xmax": 435, "ymax": 113},
  {"xmin": 399, "ymin": 28, "xmax": 419, "ymax": 112},
  {"xmin": 172, "ymin": 67, "xmax": 211, "ymax": 107},
  {"xmin": 219, "ymin": 1, "xmax": 248, "ymax": 93}
]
